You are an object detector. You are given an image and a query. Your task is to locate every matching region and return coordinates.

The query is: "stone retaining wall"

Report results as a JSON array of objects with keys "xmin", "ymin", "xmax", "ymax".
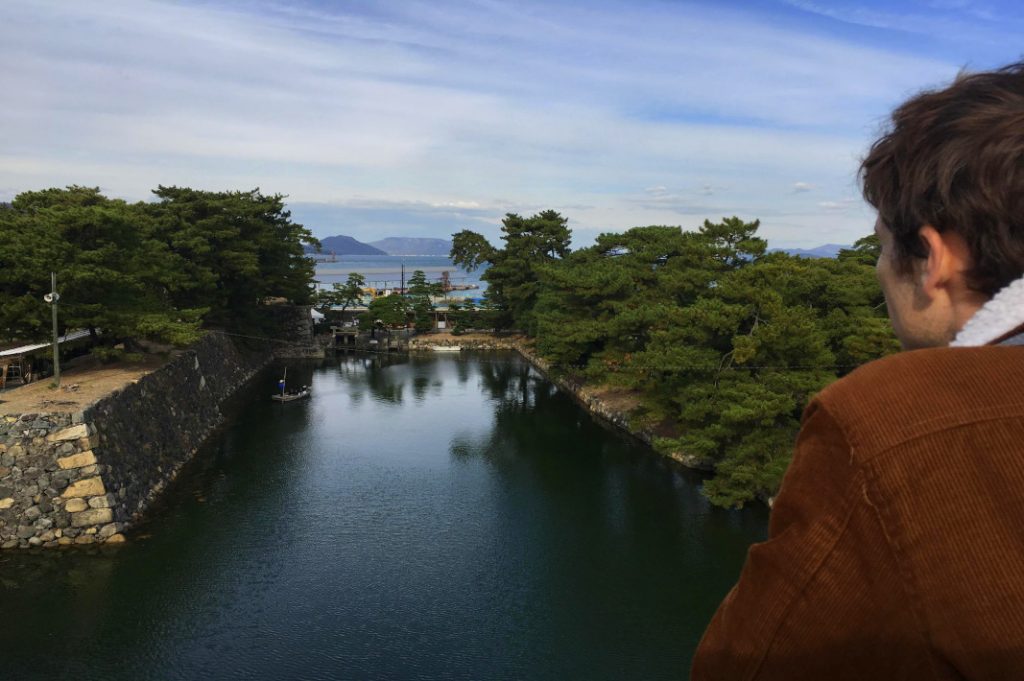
[
  {"xmin": 266, "ymin": 305, "xmax": 323, "ymax": 358},
  {"xmin": 0, "ymin": 414, "xmax": 102, "ymax": 547},
  {"xmin": 0, "ymin": 331, "xmax": 272, "ymax": 549}
]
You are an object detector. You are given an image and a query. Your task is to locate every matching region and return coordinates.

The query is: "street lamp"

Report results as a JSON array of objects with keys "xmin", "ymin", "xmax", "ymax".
[{"xmin": 43, "ymin": 272, "xmax": 60, "ymax": 387}]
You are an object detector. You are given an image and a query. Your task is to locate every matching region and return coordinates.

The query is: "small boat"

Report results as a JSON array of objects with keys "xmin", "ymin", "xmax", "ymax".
[
  {"xmin": 431, "ymin": 346, "xmax": 462, "ymax": 352},
  {"xmin": 271, "ymin": 387, "xmax": 311, "ymax": 402},
  {"xmin": 271, "ymin": 367, "xmax": 311, "ymax": 401}
]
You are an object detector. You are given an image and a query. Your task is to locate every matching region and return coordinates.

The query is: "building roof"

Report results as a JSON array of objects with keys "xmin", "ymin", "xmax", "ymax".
[{"xmin": 0, "ymin": 329, "xmax": 91, "ymax": 359}]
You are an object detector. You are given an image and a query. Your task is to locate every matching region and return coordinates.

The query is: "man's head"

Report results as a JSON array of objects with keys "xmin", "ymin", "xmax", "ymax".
[{"xmin": 861, "ymin": 62, "xmax": 1024, "ymax": 348}]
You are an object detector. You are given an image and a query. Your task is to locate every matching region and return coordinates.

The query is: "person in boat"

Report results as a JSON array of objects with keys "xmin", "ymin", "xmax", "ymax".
[{"xmin": 692, "ymin": 62, "xmax": 1024, "ymax": 679}]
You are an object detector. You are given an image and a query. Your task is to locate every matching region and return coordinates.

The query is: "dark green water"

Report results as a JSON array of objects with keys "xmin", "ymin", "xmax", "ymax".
[{"xmin": 0, "ymin": 353, "xmax": 767, "ymax": 680}]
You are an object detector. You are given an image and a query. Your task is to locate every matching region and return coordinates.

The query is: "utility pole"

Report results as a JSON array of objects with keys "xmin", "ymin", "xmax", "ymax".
[
  {"xmin": 400, "ymin": 263, "xmax": 407, "ymax": 332},
  {"xmin": 44, "ymin": 272, "xmax": 60, "ymax": 387}
]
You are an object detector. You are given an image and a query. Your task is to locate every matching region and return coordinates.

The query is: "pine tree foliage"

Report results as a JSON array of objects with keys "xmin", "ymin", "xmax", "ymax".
[
  {"xmin": 359, "ymin": 294, "xmax": 410, "ymax": 330},
  {"xmin": 451, "ymin": 210, "xmax": 571, "ymax": 332},
  {"xmin": 406, "ymin": 269, "xmax": 442, "ymax": 331},
  {"xmin": 0, "ymin": 185, "xmax": 318, "ymax": 346},
  {"xmin": 318, "ymin": 273, "xmax": 366, "ymax": 315},
  {"xmin": 462, "ymin": 212, "xmax": 897, "ymax": 508},
  {"xmin": 147, "ymin": 186, "xmax": 317, "ymax": 329}
]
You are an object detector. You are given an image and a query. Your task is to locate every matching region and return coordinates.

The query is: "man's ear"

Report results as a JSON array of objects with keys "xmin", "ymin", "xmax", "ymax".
[{"xmin": 918, "ymin": 225, "xmax": 971, "ymax": 296}]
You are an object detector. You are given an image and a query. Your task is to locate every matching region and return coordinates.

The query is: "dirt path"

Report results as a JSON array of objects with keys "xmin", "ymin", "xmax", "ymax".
[{"xmin": 0, "ymin": 355, "xmax": 167, "ymax": 415}]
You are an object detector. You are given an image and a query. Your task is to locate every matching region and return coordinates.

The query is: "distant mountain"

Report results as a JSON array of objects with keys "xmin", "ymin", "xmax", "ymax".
[
  {"xmin": 368, "ymin": 237, "xmax": 453, "ymax": 256},
  {"xmin": 306, "ymin": 235, "xmax": 386, "ymax": 256},
  {"xmin": 771, "ymin": 243, "xmax": 849, "ymax": 259}
]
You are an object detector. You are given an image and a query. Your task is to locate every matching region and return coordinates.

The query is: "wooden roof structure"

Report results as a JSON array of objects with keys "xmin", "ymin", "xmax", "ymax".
[{"xmin": 0, "ymin": 329, "xmax": 90, "ymax": 389}]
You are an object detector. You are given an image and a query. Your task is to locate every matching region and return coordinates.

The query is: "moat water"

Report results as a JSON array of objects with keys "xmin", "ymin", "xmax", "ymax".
[{"xmin": 0, "ymin": 353, "xmax": 767, "ymax": 680}]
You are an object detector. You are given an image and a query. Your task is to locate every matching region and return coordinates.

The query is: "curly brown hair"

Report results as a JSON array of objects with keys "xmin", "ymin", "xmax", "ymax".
[{"xmin": 860, "ymin": 62, "xmax": 1024, "ymax": 296}]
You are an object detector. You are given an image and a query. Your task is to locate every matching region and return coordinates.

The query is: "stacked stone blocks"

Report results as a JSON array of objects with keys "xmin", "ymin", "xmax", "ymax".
[
  {"xmin": 0, "ymin": 329, "xmax": 275, "ymax": 550},
  {"xmin": 0, "ymin": 416, "xmax": 125, "ymax": 548}
]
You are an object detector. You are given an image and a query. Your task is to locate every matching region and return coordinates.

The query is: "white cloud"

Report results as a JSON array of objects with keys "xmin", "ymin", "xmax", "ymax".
[
  {"xmin": 1, "ymin": 0, "xmax": 1007, "ymax": 247},
  {"xmin": 781, "ymin": 0, "xmax": 1017, "ymax": 45},
  {"xmin": 818, "ymin": 198, "xmax": 859, "ymax": 211}
]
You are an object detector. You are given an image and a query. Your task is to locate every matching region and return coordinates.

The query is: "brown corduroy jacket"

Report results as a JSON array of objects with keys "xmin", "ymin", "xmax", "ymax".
[{"xmin": 692, "ymin": 346, "xmax": 1024, "ymax": 680}]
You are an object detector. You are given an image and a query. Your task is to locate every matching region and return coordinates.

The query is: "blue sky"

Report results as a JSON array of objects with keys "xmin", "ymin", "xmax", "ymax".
[{"xmin": 2, "ymin": 0, "xmax": 1021, "ymax": 247}]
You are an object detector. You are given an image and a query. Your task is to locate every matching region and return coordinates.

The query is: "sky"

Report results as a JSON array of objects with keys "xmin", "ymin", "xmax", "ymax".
[{"xmin": 2, "ymin": 0, "xmax": 1022, "ymax": 248}]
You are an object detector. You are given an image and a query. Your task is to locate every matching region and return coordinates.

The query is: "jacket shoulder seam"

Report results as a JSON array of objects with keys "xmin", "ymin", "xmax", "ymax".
[{"xmin": 853, "ymin": 409, "xmax": 1024, "ymax": 463}]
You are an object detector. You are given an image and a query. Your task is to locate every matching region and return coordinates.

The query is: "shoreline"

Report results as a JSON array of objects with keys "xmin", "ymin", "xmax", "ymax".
[
  {"xmin": 0, "ymin": 321, "xmax": 743, "ymax": 551},
  {"xmin": 408, "ymin": 333, "xmax": 715, "ymax": 473}
]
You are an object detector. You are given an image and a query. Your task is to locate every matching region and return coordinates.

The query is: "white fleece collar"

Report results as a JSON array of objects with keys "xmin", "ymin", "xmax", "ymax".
[{"xmin": 950, "ymin": 275, "xmax": 1024, "ymax": 347}]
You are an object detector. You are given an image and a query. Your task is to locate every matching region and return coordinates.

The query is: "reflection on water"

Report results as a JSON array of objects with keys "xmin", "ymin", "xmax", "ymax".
[{"xmin": 0, "ymin": 352, "xmax": 767, "ymax": 681}]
